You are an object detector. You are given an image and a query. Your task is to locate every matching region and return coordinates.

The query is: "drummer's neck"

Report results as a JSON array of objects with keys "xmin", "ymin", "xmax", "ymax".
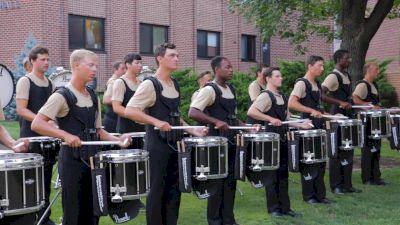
[
  {"xmin": 32, "ymin": 69, "xmax": 45, "ymax": 79},
  {"xmin": 70, "ymin": 78, "xmax": 88, "ymax": 93},
  {"xmin": 364, "ymin": 76, "xmax": 374, "ymax": 83}
]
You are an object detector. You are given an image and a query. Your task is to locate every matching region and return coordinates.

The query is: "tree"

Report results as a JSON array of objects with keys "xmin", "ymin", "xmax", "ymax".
[{"xmin": 229, "ymin": 0, "xmax": 400, "ymax": 82}]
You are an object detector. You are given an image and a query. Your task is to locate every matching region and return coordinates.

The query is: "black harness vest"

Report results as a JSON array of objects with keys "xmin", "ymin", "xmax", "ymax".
[
  {"xmin": 205, "ymin": 82, "xmax": 238, "ymax": 141},
  {"xmin": 329, "ymin": 71, "xmax": 353, "ymax": 116},
  {"xmin": 20, "ymin": 76, "xmax": 53, "ymax": 137},
  {"xmin": 56, "ymin": 86, "xmax": 99, "ymax": 160},
  {"xmin": 296, "ymin": 78, "xmax": 324, "ymax": 129},
  {"xmin": 145, "ymin": 77, "xmax": 183, "ymax": 144},
  {"xmin": 263, "ymin": 90, "xmax": 289, "ymax": 142},
  {"xmin": 356, "ymin": 80, "xmax": 380, "ymax": 105},
  {"xmin": 116, "ymin": 78, "xmax": 144, "ymax": 133}
]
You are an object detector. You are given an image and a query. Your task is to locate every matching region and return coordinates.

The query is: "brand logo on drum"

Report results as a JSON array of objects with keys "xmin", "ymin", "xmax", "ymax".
[
  {"xmin": 96, "ymin": 175, "xmax": 105, "ymax": 212},
  {"xmin": 112, "ymin": 212, "xmax": 130, "ymax": 223},
  {"xmin": 239, "ymin": 151, "xmax": 244, "ymax": 179},
  {"xmin": 25, "ymin": 179, "xmax": 35, "ymax": 185},
  {"xmin": 182, "ymin": 157, "xmax": 189, "ymax": 189}
]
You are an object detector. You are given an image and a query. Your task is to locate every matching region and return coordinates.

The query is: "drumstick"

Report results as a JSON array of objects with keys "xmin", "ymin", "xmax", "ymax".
[
  {"xmin": 268, "ymin": 119, "xmax": 310, "ymax": 125},
  {"xmin": 176, "ymin": 141, "xmax": 181, "ymax": 153},
  {"xmin": 89, "ymin": 157, "xmax": 94, "ymax": 170},
  {"xmin": 322, "ymin": 114, "xmax": 348, "ymax": 119},
  {"xmin": 228, "ymin": 126, "xmax": 258, "ymax": 130},
  {"xmin": 13, "ymin": 142, "xmax": 25, "ymax": 149},
  {"xmin": 290, "ymin": 115, "xmax": 301, "ymax": 119},
  {"xmin": 350, "ymin": 105, "xmax": 374, "ymax": 109},
  {"xmin": 61, "ymin": 141, "xmax": 121, "ymax": 146},
  {"xmin": 154, "ymin": 126, "xmax": 206, "ymax": 130}
]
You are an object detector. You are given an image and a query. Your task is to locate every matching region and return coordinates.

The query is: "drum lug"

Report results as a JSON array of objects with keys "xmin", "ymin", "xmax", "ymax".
[
  {"xmin": 111, "ymin": 184, "xmax": 126, "ymax": 203},
  {"xmin": 304, "ymin": 151, "xmax": 315, "ymax": 163},
  {"xmin": 0, "ymin": 199, "xmax": 9, "ymax": 207}
]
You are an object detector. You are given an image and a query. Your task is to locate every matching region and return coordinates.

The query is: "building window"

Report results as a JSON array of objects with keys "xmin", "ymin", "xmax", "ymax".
[
  {"xmin": 197, "ymin": 30, "xmax": 220, "ymax": 58},
  {"xmin": 140, "ymin": 24, "xmax": 168, "ymax": 54},
  {"xmin": 68, "ymin": 15, "xmax": 105, "ymax": 51},
  {"xmin": 241, "ymin": 35, "xmax": 256, "ymax": 61}
]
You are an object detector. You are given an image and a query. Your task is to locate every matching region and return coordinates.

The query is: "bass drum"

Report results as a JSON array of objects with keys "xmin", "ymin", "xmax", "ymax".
[
  {"xmin": 0, "ymin": 64, "xmax": 15, "ymax": 109},
  {"xmin": 48, "ymin": 70, "xmax": 72, "ymax": 87}
]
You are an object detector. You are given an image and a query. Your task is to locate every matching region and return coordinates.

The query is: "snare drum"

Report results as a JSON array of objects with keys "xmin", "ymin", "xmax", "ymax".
[
  {"xmin": 359, "ymin": 110, "xmax": 391, "ymax": 139},
  {"xmin": 0, "ymin": 153, "xmax": 45, "ymax": 216},
  {"xmin": 96, "ymin": 149, "xmax": 150, "ymax": 203},
  {"xmin": 242, "ymin": 132, "xmax": 280, "ymax": 171},
  {"xmin": 183, "ymin": 136, "xmax": 228, "ymax": 181},
  {"xmin": 27, "ymin": 137, "xmax": 61, "ymax": 163},
  {"xmin": 295, "ymin": 129, "xmax": 328, "ymax": 164},
  {"xmin": 331, "ymin": 119, "xmax": 363, "ymax": 150}
]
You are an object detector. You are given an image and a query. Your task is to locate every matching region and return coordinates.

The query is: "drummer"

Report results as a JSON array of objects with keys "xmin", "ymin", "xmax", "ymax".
[
  {"xmin": 321, "ymin": 49, "xmax": 362, "ymax": 194},
  {"xmin": 247, "ymin": 67, "xmax": 310, "ymax": 218},
  {"xmin": 102, "ymin": 61, "xmax": 126, "ymax": 132},
  {"xmin": 0, "ymin": 100, "xmax": 35, "ymax": 224},
  {"xmin": 15, "ymin": 45, "xmax": 57, "ymax": 225},
  {"xmin": 189, "ymin": 56, "xmax": 252, "ymax": 225},
  {"xmin": 246, "ymin": 64, "xmax": 268, "ymax": 124},
  {"xmin": 288, "ymin": 55, "xmax": 333, "ymax": 204},
  {"xmin": 125, "ymin": 43, "xmax": 206, "ymax": 225},
  {"xmin": 31, "ymin": 49, "xmax": 131, "ymax": 225},
  {"xmin": 112, "ymin": 53, "xmax": 144, "ymax": 134},
  {"xmin": 352, "ymin": 62, "xmax": 385, "ymax": 185},
  {"xmin": 191, "ymin": 71, "xmax": 213, "ymax": 102}
]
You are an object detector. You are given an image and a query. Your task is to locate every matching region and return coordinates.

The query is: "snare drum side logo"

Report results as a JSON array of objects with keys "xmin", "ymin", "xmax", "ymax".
[{"xmin": 25, "ymin": 179, "xmax": 35, "ymax": 185}]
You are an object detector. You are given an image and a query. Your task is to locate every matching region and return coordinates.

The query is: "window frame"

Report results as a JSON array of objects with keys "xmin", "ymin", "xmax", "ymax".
[
  {"xmin": 197, "ymin": 30, "xmax": 221, "ymax": 59},
  {"xmin": 241, "ymin": 34, "xmax": 256, "ymax": 62},
  {"xmin": 68, "ymin": 14, "xmax": 105, "ymax": 52},
  {"xmin": 139, "ymin": 23, "xmax": 169, "ymax": 55}
]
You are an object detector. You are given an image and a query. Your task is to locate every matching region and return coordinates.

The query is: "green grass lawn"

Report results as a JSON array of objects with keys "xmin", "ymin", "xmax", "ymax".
[{"xmin": 2, "ymin": 121, "xmax": 400, "ymax": 225}]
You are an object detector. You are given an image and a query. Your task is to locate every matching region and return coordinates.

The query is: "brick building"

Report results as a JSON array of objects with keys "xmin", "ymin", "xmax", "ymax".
[{"xmin": 0, "ymin": 0, "xmax": 398, "ymax": 100}]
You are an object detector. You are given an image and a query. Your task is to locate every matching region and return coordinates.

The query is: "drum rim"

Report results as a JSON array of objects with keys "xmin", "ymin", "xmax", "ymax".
[
  {"xmin": 0, "ymin": 153, "xmax": 44, "ymax": 168},
  {"xmin": 27, "ymin": 136, "xmax": 60, "ymax": 142},
  {"xmin": 0, "ymin": 63, "xmax": 15, "ymax": 109},
  {"xmin": 97, "ymin": 149, "xmax": 149, "ymax": 162},
  {"xmin": 332, "ymin": 119, "xmax": 362, "ymax": 125},
  {"xmin": 241, "ymin": 132, "xmax": 280, "ymax": 139},
  {"xmin": 359, "ymin": 110, "xmax": 389, "ymax": 115},
  {"xmin": 183, "ymin": 136, "xmax": 228, "ymax": 145},
  {"xmin": 130, "ymin": 132, "xmax": 146, "ymax": 138},
  {"xmin": 294, "ymin": 129, "xmax": 326, "ymax": 136}
]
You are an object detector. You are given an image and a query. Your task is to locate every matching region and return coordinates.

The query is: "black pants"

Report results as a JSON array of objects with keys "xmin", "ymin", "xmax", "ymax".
[
  {"xmin": 361, "ymin": 139, "xmax": 382, "ymax": 183},
  {"xmin": 37, "ymin": 161, "xmax": 55, "ymax": 223},
  {"xmin": 146, "ymin": 146, "xmax": 181, "ymax": 225},
  {"xmin": 300, "ymin": 163, "xmax": 326, "ymax": 201},
  {"xmin": 265, "ymin": 142, "xmax": 290, "ymax": 213},
  {"xmin": 329, "ymin": 150, "xmax": 354, "ymax": 190},
  {"xmin": 0, "ymin": 213, "xmax": 36, "ymax": 225},
  {"xmin": 207, "ymin": 145, "xmax": 237, "ymax": 225},
  {"xmin": 59, "ymin": 149, "xmax": 99, "ymax": 225}
]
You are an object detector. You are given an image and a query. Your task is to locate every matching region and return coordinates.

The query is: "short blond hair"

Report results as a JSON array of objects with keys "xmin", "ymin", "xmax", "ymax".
[
  {"xmin": 70, "ymin": 49, "xmax": 98, "ymax": 71},
  {"xmin": 22, "ymin": 57, "xmax": 31, "ymax": 70}
]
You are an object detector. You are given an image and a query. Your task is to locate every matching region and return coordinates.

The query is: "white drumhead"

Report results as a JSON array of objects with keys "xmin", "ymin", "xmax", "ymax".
[
  {"xmin": 27, "ymin": 136, "xmax": 59, "ymax": 142},
  {"xmin": 0, "ymin": 153, "xmax": 43, "ymax": 169},
  {"xmin": 97, "ymin": 149, "xmax": 149, "ymax": 162},
  {"xmin": 48, "ymin": 70, "xmax": 72, "ymax": 87},
  {"xmin": 0, "ymin": 64, "xmax": 15, "ymax": 108},
  {"xmin": 183, "ymin": 136, "xmax": 228, "ymax": 146}
]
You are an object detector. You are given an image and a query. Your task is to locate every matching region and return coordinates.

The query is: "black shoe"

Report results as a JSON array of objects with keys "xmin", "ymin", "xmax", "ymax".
[
  {"xmin": 306, "ymin": 198, "xmax": 319, "ymax": 204},
  {"xmin": 271, "ymin": 211, "xmax": 283, "ymax": 217},
  {"xmin": 332, "ymin": 187, "xmax": 345, "ymax": 195},
  {"xmin": 43, "ymin": 220, "xmax": 58, "ymax": 225},
  {"xmin": 319, "ymin": 198, "xmax": 334, "ymax": 204},
  {"xmin": 284, "ymin": 210, "xmax": 302, "ymax": 218},
  {"xmin": 363, "ymin": 180, "xmax": 374, "ymax": 185},
  {"xmin": 374, "ymin": 180, "xmax": 387, "ymax": 185},
  {"xmin": 344, "ymin": 187, "xmax": 362, "ymax": 193}
]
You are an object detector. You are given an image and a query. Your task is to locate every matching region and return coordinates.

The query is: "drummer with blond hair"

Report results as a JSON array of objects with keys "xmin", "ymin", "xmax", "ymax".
[
  {"xmin": 353, "ymin": 62, "xmax": 386, "ymax": 185},
  {"xmin": 32, "ymin": 49, "xmax": 131, "ymax": 225}
]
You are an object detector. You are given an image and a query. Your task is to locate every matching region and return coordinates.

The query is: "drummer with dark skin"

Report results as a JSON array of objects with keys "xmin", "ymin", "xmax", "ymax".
[
  {"xmin": 15, "ymin": 45, "xmax": 57, "ymax": 225},
  {"xmin": 189, "ymin": 56, "xmax": 258, "ymax": 225},
  {"xmin": 124, "ymin": 43, "xmax": 206, "ymax": 225},
  {"xmin": 288, "ymin": 55, "xmax": 333, "ymax": 204},
  {"xmin": 352, "ymin": 62, "xmax": 386, "ymax": 185},
  {"xmin": 247, "ymin": 67, "xmax": 310, "ymax": 218},
  {"xmin": 32, "ymin": 49, "xmax": 131, "ymax": 225},
  {"xmin": 321, "ymin": 49, "xmax": 362, "ymax": 194}
]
